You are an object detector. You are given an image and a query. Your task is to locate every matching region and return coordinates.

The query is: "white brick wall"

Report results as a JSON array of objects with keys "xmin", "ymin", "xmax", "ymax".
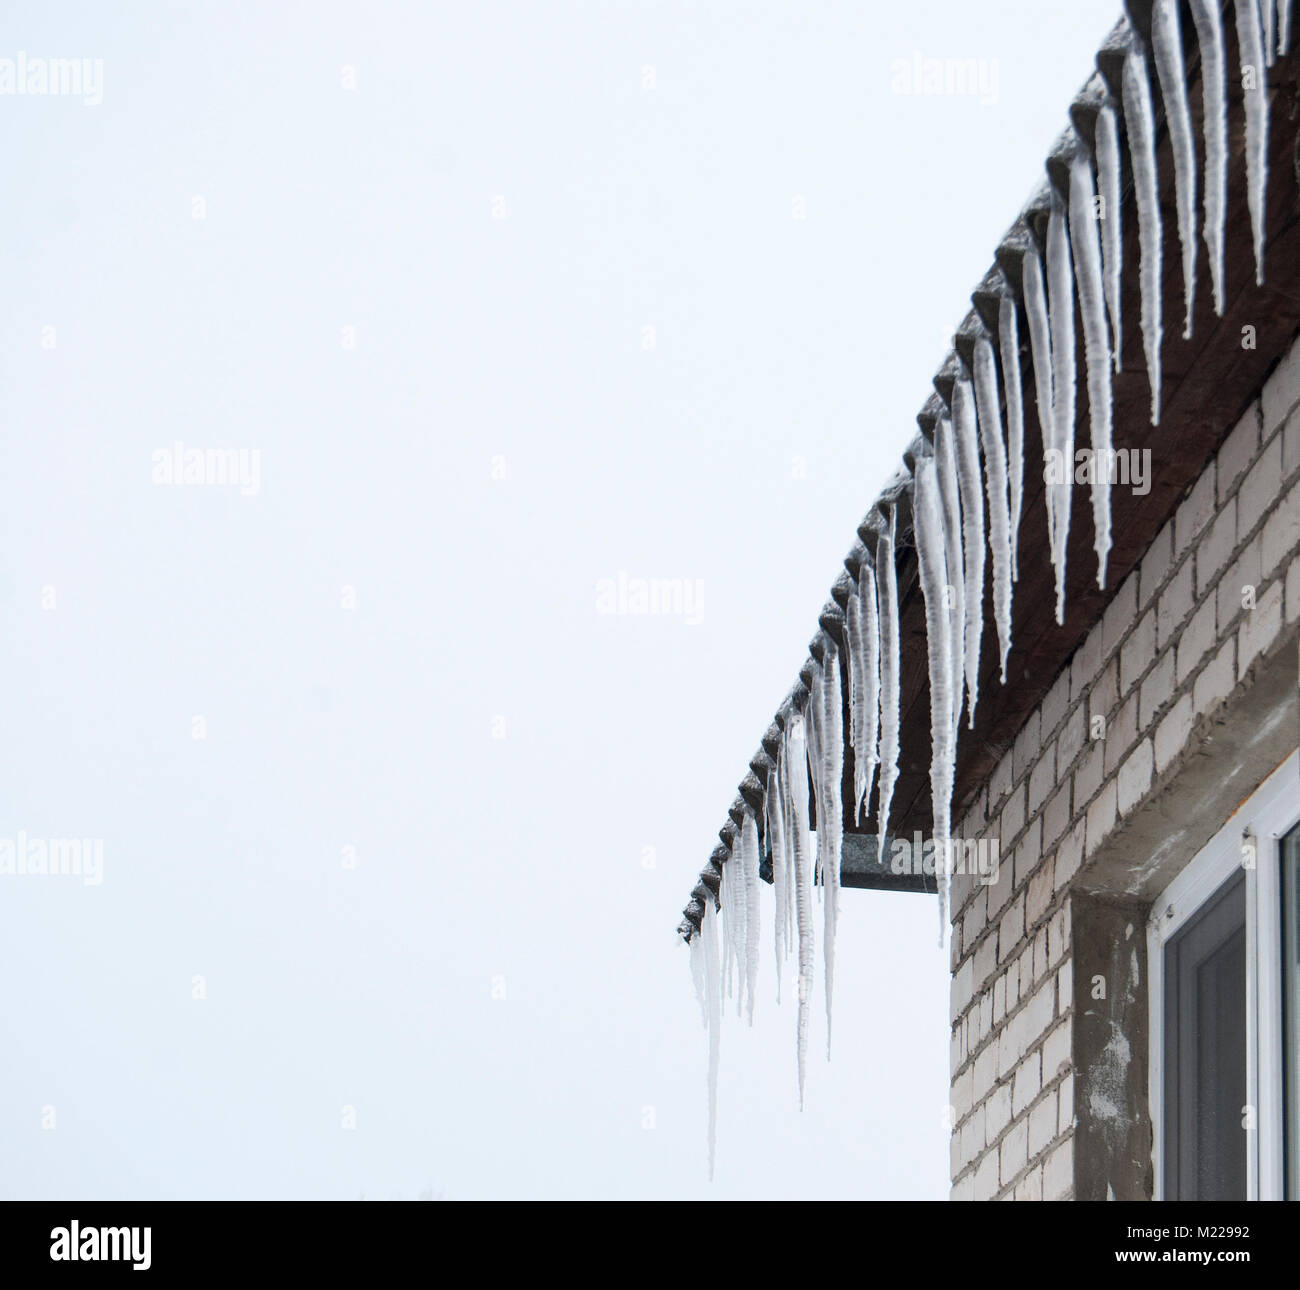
[{"xmin": 947, "ymin": 331, "xmax": 1300, "ymax": 1200}]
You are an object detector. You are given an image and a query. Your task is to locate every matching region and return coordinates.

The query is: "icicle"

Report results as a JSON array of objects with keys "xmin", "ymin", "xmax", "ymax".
[
  {"xmin": 1264, "ymin": 0, "xmax": 1278, "ymax": 64},
  {"xmin": 719, "ymin": 846, "xmax": 741, "ymax": 1011},
  {"xmin": 819, "ymin": 643, "xmax": 843, "ymax": 1057},
  {"xmin": 1021, "ymin": 247, "xmax": 1055, "ymax": 542},
  {"xmin": 1069, "ymin": 152, "xmax": 1114, "ymax": 590},
  {"xmin": 689, "ymin": 912, "xmax": 708, "ymax": 1026},
  {"xmin": 951, "ymin": 376, "xmax": 985, "ymax": 727},
  {"xmin": 1281, "ymin": 0, "xmax": 1294, "ymax": 56},
  {"xmin": 934, "ymin": 416, "xmax": 965, "ymax": 752},
  {"xmin": 805, "ymin": 661, "xmax": 824, "ymax": 887},
  {"xmin": 785, "ymin": 715, "xmax": 814, "ymax": 1109},
  {"xmin": 973, "ymin": 336, "xmax": 1012, "ymax": 681},
  {"xmin": 1152, "ymin": 0, "xmax": 1198, "ymax": 338},
  {"xmin": 913, "ymin": 458, "xmax": 955, "ymax": 944},
  {"xmin": 1236, "ymin": 0, "xmax": 1269, "ymax": 285},
  {"xmin": 997, "ymin": 297, "xmax": 1025, "ymax": 587},
  {"xmin": 1189, "ymin": 0, "xmax": 1227, "ymax": 317},
  {"xmin": 849, "ymin": 565, "xmax": 880, "ymax": 827},
  {"xmin": 1122, "ymin": 46, "xmax": 1163, "ymax": 425},
  {"xmin": 700, "ymin": 903, "xmax": 721, "ymax": 1179},
  {"xmin": 875, "ymin": 513, "xmax": 901, "ymax": 857},
  {"xmin": 741, "ymin": 811, "xmax": 760, "ymax": 1025},
  {"xmin": 767, "ymin": 741, "xmax": 789, "ymax": 1004},
  {"xmin": 1094, "ymin": 105, "xmax": 1123, "ymax": 364},
  {"xmin": 1046, "ymin": 186, "xmax": 1076, "ymax": 626}
]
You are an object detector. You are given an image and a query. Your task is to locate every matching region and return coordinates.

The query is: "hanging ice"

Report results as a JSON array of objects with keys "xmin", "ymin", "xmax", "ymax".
[
  {"xmin": 875, "ymin": 513, "xmax": 901, "ymax": 857},
  {"xmin": 690, "ymin": 901, "xmax": 721, "ymax": 1178},
  {"xmin": 784, "ymin": 715, "xmax": 814, "ymax": 1109},
  {"xmin": 1069, "ymin": 152, "xmax": 1114, "ymax": 589},
  {"xmin": 1264, "ymin": 0, "xmax": 1278, "ymax": 64},
  {"xmin": 719, "ymin": 840, "xmax": 744, "ymax": 1013},
  {"xmin": 848, "ymin": 563, "xmax": 880, "ymax": 827},
  {"xmin": 952, "ymin": 376, "xmax": 985, "ymax": 726},
  {"xmin": 913, "ymin": 457, "xmax": 955, "ymax": 943},
  {"xmin": 766, "ymin": 744, "xmax": 789, "ymax": 1004},
  {"xmin": 1094, "ymin": 104, "xmax": 1123, "ymax": 363},
  {"xmin": 741, "ymin": 812, "xmax": 760, "ymax": 1025},
  {"xmin": 934, "ymin": 416, "xmax": 966, "ymax": 751},
  {"xmin": 1152, "ymin": 0, "xmax": 1198, "ymax": 338},
  {"xmin": 805, "ymin": 663, "xmax": 824, "ymax": 888},
  {"xmin": 1235, "ymin": 0, "xmax": 1269, "ymax": 285},
  {"xmin": 1122, "ymin": 46, "xmax": 1163, "ymax": 425},
  {"xmin": 997, "ymin": 296, "xmax": 1025, "ymax": 587},
  {"xmin": 1046, "ymin": 186, "xmax": 1076, "ymax": 625},
  {"xmin": 818, "ymin": 643, "xmax": 843, "ymax": 1057},
  {"xmin": 1282, "ymin": 0, "xmax": 1294, "ymax": 56},
  {"xmin": 1189, "ymin": 0, "xmax": 1227, "ymax": 316},
  {"xmin": 1021, "ymin": 248, "xmax": 1055, "ymax": 540},
  {"xmin": 973, "ymin": 336, "xmax": 1013, "ymax": 681}
]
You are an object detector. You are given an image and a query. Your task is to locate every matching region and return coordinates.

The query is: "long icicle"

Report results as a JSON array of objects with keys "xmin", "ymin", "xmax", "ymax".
[
  {"xmin": 850, "ymin": 564, "xmax": 880, "ymax": 826},
  {"xmin": 1021, "ymin": 247, "xmax": 1056, "ymax": 542},
  {"xmin": 1235, "ymin": 0, "xmax": 1269, "ymax": 285},
  {"xmin": 1281, "ymin": 0, "xmax": 1294, "ymax": 56},
  {"xmin": 1189, "ymin": 0, "xmax": 1227, "ymax": 316},
  {"xmin": 875, "ymin": 511, "xmax": 901, "ymax": 857},
  {"xmin": 974, "ymin": 335, "xmax": 1013, "ymax": 681},
  {"xmin": 1122, "ymin": 45, "xmax": 1163, "ymax": 425},
  {"xmin": 819, "ymin": 643, "xmax": 843, "ymax": 1057},
  {"xmin": 951, "ymin": 376, "xmax": 985, "ymax": 727},
  {"xmin": 700, "ymin": 902, "xmax": 721, "ymax": 1179},
  {"xmin": 998, "ymin": 296, "xmax": 1025, "ymax": 586},
  {"xmin": 1094, "ymin": 104, "xmax": 1123, "ymax": 364},
  {"xmin": 785, "ymin": 714, "xmax": 814, "ymax": 1109},
  {"xmin": 1046, "ymin": 184, "xmax": 1076, "ymax": 625},
  {"xmin": 1151, "ymin": 0, "xmax": 1198, "ymax": 338},
  {"xmin": 934, "ymin": 415, "xmax": 966, "ymax": 752},
  {"xmin": 913, "ymin": 457, "xmax": 955, "ymax": 944},
  {"xmin": 767, "ymin": 742, "xmax": 788, "ymax": 1004},
  {"xmin": 741, "ymin": 811, "xmax": 760, "ymax": 1024},
  {"xmin": 1069, "ymin": 151, "xmax": 1114, "ymax": 590}
]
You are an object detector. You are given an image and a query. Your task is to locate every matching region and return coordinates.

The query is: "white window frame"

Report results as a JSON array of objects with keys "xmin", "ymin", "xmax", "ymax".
[{"xmin": 1148, "ymin": 749, "xmax": 1298, "ymax": 1201}]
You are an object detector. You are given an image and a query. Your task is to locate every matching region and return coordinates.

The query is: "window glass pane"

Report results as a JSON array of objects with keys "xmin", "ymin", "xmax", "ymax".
[
  {"xmin": 1164, "ymin": 871, "xmax": 1247, "ymax": 1200},
  {"xmin": 1283, "ymin": 825, "xmax": 1300, "ymax": 1200}
]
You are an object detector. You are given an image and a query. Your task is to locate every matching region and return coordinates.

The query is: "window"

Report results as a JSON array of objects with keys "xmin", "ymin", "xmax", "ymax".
[{"xmin": 1148, "ymin": 752, "xmax": 1299, "ymax": 1201}]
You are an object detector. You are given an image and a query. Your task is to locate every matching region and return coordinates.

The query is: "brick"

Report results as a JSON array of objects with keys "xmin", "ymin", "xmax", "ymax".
[
  {"xmin": 1070, "ymin": 624, "xmax": 1104, "ymax": 695},
  {"xmin": 1217, "ymin": 533, "xmax": 1262, "ymax": 632},
  {"xmin": 1155, "ymin": 693, "xmax": 1194, "ymax": 774},
  {"xmin": 1089, "ymin": 657, "xmax": 1119, "ymax": 724},
  {"xmin": 1014, "ymin": 1164, "xmax": 1043, "ymax": 1201},
  {"xmin": 1289, "ymin": 555, "xmax": 1300, "ymax": 624},
  {"xmin": 951, "ymin": 1174, "xmax": 975, "ymax": 1202},
  {"xmin": 1262, "ymin": 335, "xmax": 1300, "ymax": 429},
  {"xmin": 1031, "ymin": 926, "xmax": 1049, "ymax": 984},
  {"xmin": 1194, "ymin": 638, "xmax": 1235, "ymax": 715},
  {"xmin": 952, "ymin": 1065, "xmax": 976, "ymax": 1122},
  {"xmin": 1028, "ymin": 741, "xmax": 1056, "ymax": 815},
  {"xmin": 1238, "ymin": 433, "xmax": 1283, "ymax": 540},
  {"xmin": 1085, "ymin": 780, "xmax": 1118, "ymax": 857},
  {"xmin": 973, "ymin": 1149, "xmax": 1000, "ymax": 1200},
  {"xmin": 1005, "ymin": 955, "xmax": 1021, "ymax": 1011},
  {"xmin": 951, "ymin": 1026, "xmax": 965, "ymax": 1072},
  {"xmin": 1042, "ymin": 1139, "xmax": 1073, "ymax": 1200},
  {"xmin": 1285, "ymin": 404, "xmax": 1300, "ymax": 479},
  {"xmin": 993, "ymin": 973, "xmax": 1006, "ymax": 1025},
  {"xmin": 962, "ymin": 888, "xmax": 988, "ymax": 948},
  {"xmin": 1217, "ymin": 401, "xmax": 1261, "ymax": 504},
  {"xmin": 1104, "ymin": 693, "xmax": 1137, "ymax": 774},
  {"xmin": 1175, "ymin": 466, "xmax": 1216, "ymax": 554},
  {"xmin": 1198, "ymin": 499, "xmax": 1237, "ymax": 595},
  {"xmin": 1028, "ymin": 1091, "xmax": 1058, "ymax": 1156},
  {"xmin": 1013, "ymin": 713, "xmax": 1041, "ymax": 786},
  {"xmin": 1073, "ymin": 741, "xmax": 1104, "ymax": 807},
  {"xmin": 1022, "ymin": 978, "xmax": 1057, "ymax": 1048},
  {"xmin": 975, "ymin": 927, "xmax": 998, "ymax": 988},
  {"xmin": 1027, "ymin": 858, "xmax": 1055, "ymax": 927},
  {"xmin": 1041, "ymin": 670, "xmax": 1069, "ymax": 736},
  {"xmin": 989, "ymin": 749, "xmax": 1014, "ymax": 809},
  {"xmin": 1000, "ymin": 783, "xmax": 1026, "ymax": 848},
  {"xmin": 1138, "ymin": 521, "xmax": 1173, "ymax": 607},
  {"xmin": 1058, "ymin": 959, "xmax": 1073, "ymax": 1016},
  {"xmin": 1013, "ymin": 817, "xmax": 1043, "ymax": 890},
  {"xmin": 1054, "ymin": 818, "xmax": 1086, "ymax": 892},
  {"xmin": 986, "ymin": 1082, "xmax": 1012, "ymax": 1138},
  {"xmin": 1261, "ymin": 477, "xmax": 1300, "ymax": 580},
  {"xmin": 1057, "ymin": 703, "xmax": 1086, "ymax": 774},
  {"xmin": 1156, "ymin": 559, "xmax": 1194, "ymax": 650},
  {"xmin": 950, "ymin": 921, "xmax": 962, "ymax": 971},
  {"xmin": 1000, "ymin": 1115, "xmax": 1029, "ymax": 1185},
  {"xmin": 988, "ymin": 855, "xmax": 1014, "ymax": 915},
  {"xmin": 1118, "ymin": 738, "xmax": 1154, "ymax": 816},
  {"xmin": 1139, "ymin": 649, "xmax": 1175, "ymax": 729},
  {"xmin": 974, "ymin": 1043, "xmax": 999, "ymax": 1102},
  {"xmin": 1120, "ymin": 608, "xmax": 1156, "ymax": 695},
  {"xmin": 999, "ymin": 894, "xmax": 1025, "ymax": 963},
  {"xmin": 1100, "ymin": 572, "xmax": 1137, "ymax": 659},
  {"xmin": 1058, "ymin": 1073, "xmax": 1075, "ymax": 1135},
  {"xmin": 1047, "ymin": 905, "xmax": 1069, "ymax": 967},
  {"xmin": 1043, "ymin": 780, "xmax": 1071, "ymax": 849},
  {"xmin": 1042, "ymin": 1020, "xmax": 1071, "ymax": 1081},
  {"xmin": 1012, "ymin": 1051, "xmax": 1042, "ymax": 1116},
  {"xmin": 1238, "ymin": 578, "xmax": 1284, "ymax": 678},
  {"xmin": 960, "ymin": 1105, "xmax": 986, "ymax": 1169},
  {"xmin": 951, "ymin": 955, "xmax": 974, "ymax": 1023},
  {"xmin": 1176, "ymin": 595, "xmax": 1216, "ymax": 684}
]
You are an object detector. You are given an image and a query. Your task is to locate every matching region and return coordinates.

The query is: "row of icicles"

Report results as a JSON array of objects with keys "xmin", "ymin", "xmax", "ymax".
[{"xmin": 684, "ymin": 0, "xmax": 1281, "ymax": 1177}]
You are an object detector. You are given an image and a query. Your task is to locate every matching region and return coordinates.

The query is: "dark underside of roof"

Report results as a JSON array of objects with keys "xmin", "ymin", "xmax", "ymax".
[{"xmin": 680, "ymin": 3, "xmax": 1300, "ymax": 936}]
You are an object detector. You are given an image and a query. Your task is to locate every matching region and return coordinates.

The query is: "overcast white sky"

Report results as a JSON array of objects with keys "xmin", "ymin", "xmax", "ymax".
[{"xmin": 0, "ymin": 0, "xmax": 1121, "ymax": 1200}]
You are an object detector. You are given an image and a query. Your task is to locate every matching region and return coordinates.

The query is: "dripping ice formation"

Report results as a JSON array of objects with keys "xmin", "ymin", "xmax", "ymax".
[
  {"xmin": 913, "ymin": 456, "xmax": 955, "ymax": 943},
  {"xmin": 741, "ymin": 812, "xmax": 760, "ymax": 1024},
  {"xmin": 1094, "ymin": 104, "xmax": 1123, "ymax": 364},
  {"xmin": 875, "ymin": 512, "xmax": 901, "ymax": 856},
  {"xmin": 1151, "ymin": 0, "xmax": 1198, "ymax": 338},
  {"xmin": 1123, "ymin": 44, "xmax": 1163, "ymax": 426},
  {"xmin": 1235, "ymin": 0, "xmax": 1269, "ymax": 285},
  {"xmin": 974, "ymin": 336, "xmax": 1013, "ymax": 681},
  {"xmin": 849, "ymin": 564, "xmax": 880, "ymax": 827},
  {"xmin": 951, "ymin": 377, "xmax": 985, "ymax": 727},
  {"xmin": 784, "ymin": 715, "xmax": 814, "ymax": 1109},
  {"xmin": 1069, "ymin": 152, "xmax": 1114, "ymax": 589},
  {"xmin": 934, "ymin": 416, "xmax": 966, "ymax": 751},
  {"xmin": 817, "ymin": 643, "xmax": 844, "ymax": 1057},
  {"xmin": 1046, "ymin": 187, "xmax": 1076, "ymax": 625},
  {"xmin": 998, "ymin": 296, "xmax": 1025, "ymax": 584},
  {"xmin": 766, "ymin": 746, "xmax": 789, "ymax": 1003},
  {"xmin": 689, "ymin": 902, "xmax": 721, "ymax": 1179},
  {"xmin": 1189, "ymin": 0, "xmax": 1227, "ymax": 316},
  {"xmin": 1022, "ymin": 247, "xmax": 1056, "ymax": 544}
]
